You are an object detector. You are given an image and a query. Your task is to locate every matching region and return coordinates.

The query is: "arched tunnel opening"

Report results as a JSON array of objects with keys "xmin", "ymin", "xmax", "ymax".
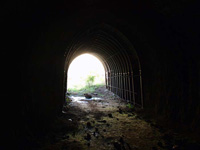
[
  {"xmin": 59, "ymin": 24, "xmax": 149, "ymax": 149},
  {"xmin": 64, "ymin": 24, "xmax": 143, "ymax": 109},
  {"xmin": 67, "ymin": 53, "xmax": 105, "ymax": 92},
  {"xmin": 2, "ymin": 1, "xmax": 200, "ymax": 149},
  {"xmin": 66, "ymin": 53, "xmax": 106, "ymax": 104}
]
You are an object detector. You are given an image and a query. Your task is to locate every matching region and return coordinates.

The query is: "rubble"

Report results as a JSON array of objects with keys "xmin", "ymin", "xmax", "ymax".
[{"xmin": 29, "ymin": 86, "xmax": 200, "ymax": 150}]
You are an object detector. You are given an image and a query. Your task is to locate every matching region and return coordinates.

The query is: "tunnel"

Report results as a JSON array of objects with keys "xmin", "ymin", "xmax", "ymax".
[
  {"xmin": 64, "ymin": 24, "xmax": 143, "ymax": 108},
  {"xmin": 2, "ymin": 0, "xmax": 200, "ymax": 149}
]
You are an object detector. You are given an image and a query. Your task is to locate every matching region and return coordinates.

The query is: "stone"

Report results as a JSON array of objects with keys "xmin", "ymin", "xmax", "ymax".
[
  {"xmin": 108, "ymin": 113, "xmax": 113, "ymax": 118},
  {"xmin": 98, "ymin": 120, "xmax": 107, "ymax": 123},
  {"xmin": 87, "ymin": 122, "xmax": 92, "ymax": 128},
  {"xmin": 66, "ymin": 92, "xmax": 71, "ymax": 96},
  {"xmin": 87, "ymin": 143, "xmax": 90, "ymax": 147},
  {"xmin": 119, "ymin": 137, "xmax": 124, "ymax": 144},
  {"xmin": 84, "ymin": 93, "xmax": 92, "ymax": 99},
  {"xmin": 95, "ymin": 128, "xmax": 99, "ymax": 132},
  {"xmin": 128, "ymin": 114, "xmax": 133, "ymax": 117},
  {"xmin": 93, "ymin": 93, "xmax": 98, "ymax": 95},
  {"xmin": 118, "ymin": 108, "xmax": 123, "ymax": 114},
  {"xmin": 113, "ymin": 142, "xmax": 121, "ymax": 150},
  {"xmin": 84, "ymin": 133, "xmax": 91, "ymax": 141}
]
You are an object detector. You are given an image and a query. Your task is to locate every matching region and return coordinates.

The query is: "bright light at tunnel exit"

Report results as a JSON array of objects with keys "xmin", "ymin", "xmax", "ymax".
[{"xmin": 67, "ymin": 54, "xmax": 105, "ymax": 89}]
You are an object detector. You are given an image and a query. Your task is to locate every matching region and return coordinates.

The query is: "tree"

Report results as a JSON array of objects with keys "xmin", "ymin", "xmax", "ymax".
[{"xmin": 86, "ymin": 75, "xmax": 95, "ymax": 87}]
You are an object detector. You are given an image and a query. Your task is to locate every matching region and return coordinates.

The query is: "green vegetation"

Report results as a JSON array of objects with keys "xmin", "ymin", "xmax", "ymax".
[
  {"xmin": 68, "ymin": 83, "xmax": 104, "ymax": 95},
  {"xmin": 86, "ymin": 75, "xmax": 95, "ymax": 87},
  {"xmin": 127, "ymin": 103, "xmax": 135, "ymax": 111},
  {"xmin": 65, "ymin": 97, "xmax": 72, "ymax": 104},
  {"xmin": 68, "ymin": 75, "xmax": 104, "ymax": 95}
]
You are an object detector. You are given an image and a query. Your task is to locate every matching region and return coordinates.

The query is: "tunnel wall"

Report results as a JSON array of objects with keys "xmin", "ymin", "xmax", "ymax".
[
  {"xmin": 2, "ymin": 0, "xmax": 199, "ymax": 148},
  {"xmin": 64, "ymin": 24, "xmax": 143, "ymax": 107}
]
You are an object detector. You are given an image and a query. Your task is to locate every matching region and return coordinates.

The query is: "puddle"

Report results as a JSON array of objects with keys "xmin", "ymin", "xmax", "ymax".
[{"xmin": 70, "ymin": 96, "xmax": 102, "ymax": 104}]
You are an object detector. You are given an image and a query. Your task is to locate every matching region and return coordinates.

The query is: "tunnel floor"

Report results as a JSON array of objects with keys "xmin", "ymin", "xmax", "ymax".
[{"xmin": 31, "ymin": 86, "xmax": 200, "ymax": 150}]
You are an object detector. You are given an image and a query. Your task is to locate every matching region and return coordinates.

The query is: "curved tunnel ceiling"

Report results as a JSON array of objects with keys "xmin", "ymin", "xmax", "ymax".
[{"xmin": 64, "ymin": 24, "xmax": 143, "ymax": 108}]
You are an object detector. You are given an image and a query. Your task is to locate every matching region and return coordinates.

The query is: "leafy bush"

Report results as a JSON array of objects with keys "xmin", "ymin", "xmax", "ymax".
[
  {"xmin": 68, "ymin": 83, "xmax": 104, "ymax": 95},
  {"xmin": 127, "ymin": 103, "xmax": 135, "ymax": 111},
  {"xmin": 65, "ymin": 97, "xmax": 72, "ymax": 104},
  {"xmin": 86, "ymin": 75, "xmax": 95, "ymax": 87}
]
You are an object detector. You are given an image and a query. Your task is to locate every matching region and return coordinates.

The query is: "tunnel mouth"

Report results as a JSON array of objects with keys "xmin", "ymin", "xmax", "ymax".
[
  {"xmin": 66, "ymin": 53, "xmax": 107, "ymax": 104},
  {"xmin": 67, "ymin": 53, "xmax": 105, "ymax": 93},
  {"xmin": 64, "ymin": 23, "xmax": 143, "ymax": 108}
]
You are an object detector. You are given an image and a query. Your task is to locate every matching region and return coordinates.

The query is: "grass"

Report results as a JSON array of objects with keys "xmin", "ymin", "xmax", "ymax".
[{"xmin": 67, "ymin": 84, "xmax": 104, "ymax": 95}]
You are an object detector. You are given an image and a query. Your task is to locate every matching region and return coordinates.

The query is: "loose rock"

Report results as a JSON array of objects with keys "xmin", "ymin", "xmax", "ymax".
[
  {"xmin": 87, "ymin": 122, "xmax": 92, "ymax": 128},
  {"xmin": 108, "ymin": 113, "xmax": 113, "ymax": 118},
  {"xmin": 84, "ymin": 133, "xmax": 91, "ymax": 141},
  {"xmin": 84, "ymin": 93, "xmax": 92, "ymax": 99}
]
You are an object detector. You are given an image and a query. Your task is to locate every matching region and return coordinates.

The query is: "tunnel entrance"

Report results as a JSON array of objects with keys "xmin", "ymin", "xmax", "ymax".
[
  {"xmin": 67, "ymin": 53, "xmax": 105, "ymax": 93},
  {"xmin": 64, "ymin": 24, "xmax": 143, "ymax": 108},
  {"xmin": 66, "ymin": 53, "xmax": 107, "ymax": 105}
]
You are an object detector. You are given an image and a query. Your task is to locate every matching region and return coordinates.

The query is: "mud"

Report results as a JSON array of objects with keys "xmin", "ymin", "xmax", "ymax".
[{"xmin": 30, "ymin": 86, "xmax": 200, "ymax": 150}]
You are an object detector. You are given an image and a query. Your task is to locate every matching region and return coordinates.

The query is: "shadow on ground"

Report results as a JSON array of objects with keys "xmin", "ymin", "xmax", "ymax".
[{"xmin": 27, "ymin": 86, "xmax": 200, "ymax": 150}]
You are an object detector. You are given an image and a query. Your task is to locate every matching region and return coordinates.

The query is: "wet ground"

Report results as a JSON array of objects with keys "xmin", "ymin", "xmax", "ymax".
[{"xmin": 32, "ymin": 86, "xmax": 200, "ymax": 150}]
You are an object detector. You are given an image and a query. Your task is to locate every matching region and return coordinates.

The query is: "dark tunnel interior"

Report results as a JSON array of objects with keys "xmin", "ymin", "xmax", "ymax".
[
  {"xmin": 2, "ymin": 0, "xmax": 200, "ymax": 149},
  {"xmin": 64, "ymin": 24, "xmax": 143, "ymax": 108}
]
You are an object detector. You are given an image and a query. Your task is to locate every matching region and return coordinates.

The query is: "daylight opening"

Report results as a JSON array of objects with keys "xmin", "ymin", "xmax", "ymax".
[{"xmin": 67, "ymin": 54, "xmax": 105, "ymax": 93}]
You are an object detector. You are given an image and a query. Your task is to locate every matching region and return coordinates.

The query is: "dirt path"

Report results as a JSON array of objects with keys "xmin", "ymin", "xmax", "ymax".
[{"xmin": 33, "ymin": 86, "xmax": 199, "ymax": 150}]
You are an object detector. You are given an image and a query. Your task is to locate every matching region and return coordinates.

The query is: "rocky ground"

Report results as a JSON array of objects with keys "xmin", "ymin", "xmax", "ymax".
[{"xmin": 30, "ymin": 86, "xmax": 200, "ymax": 150}]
